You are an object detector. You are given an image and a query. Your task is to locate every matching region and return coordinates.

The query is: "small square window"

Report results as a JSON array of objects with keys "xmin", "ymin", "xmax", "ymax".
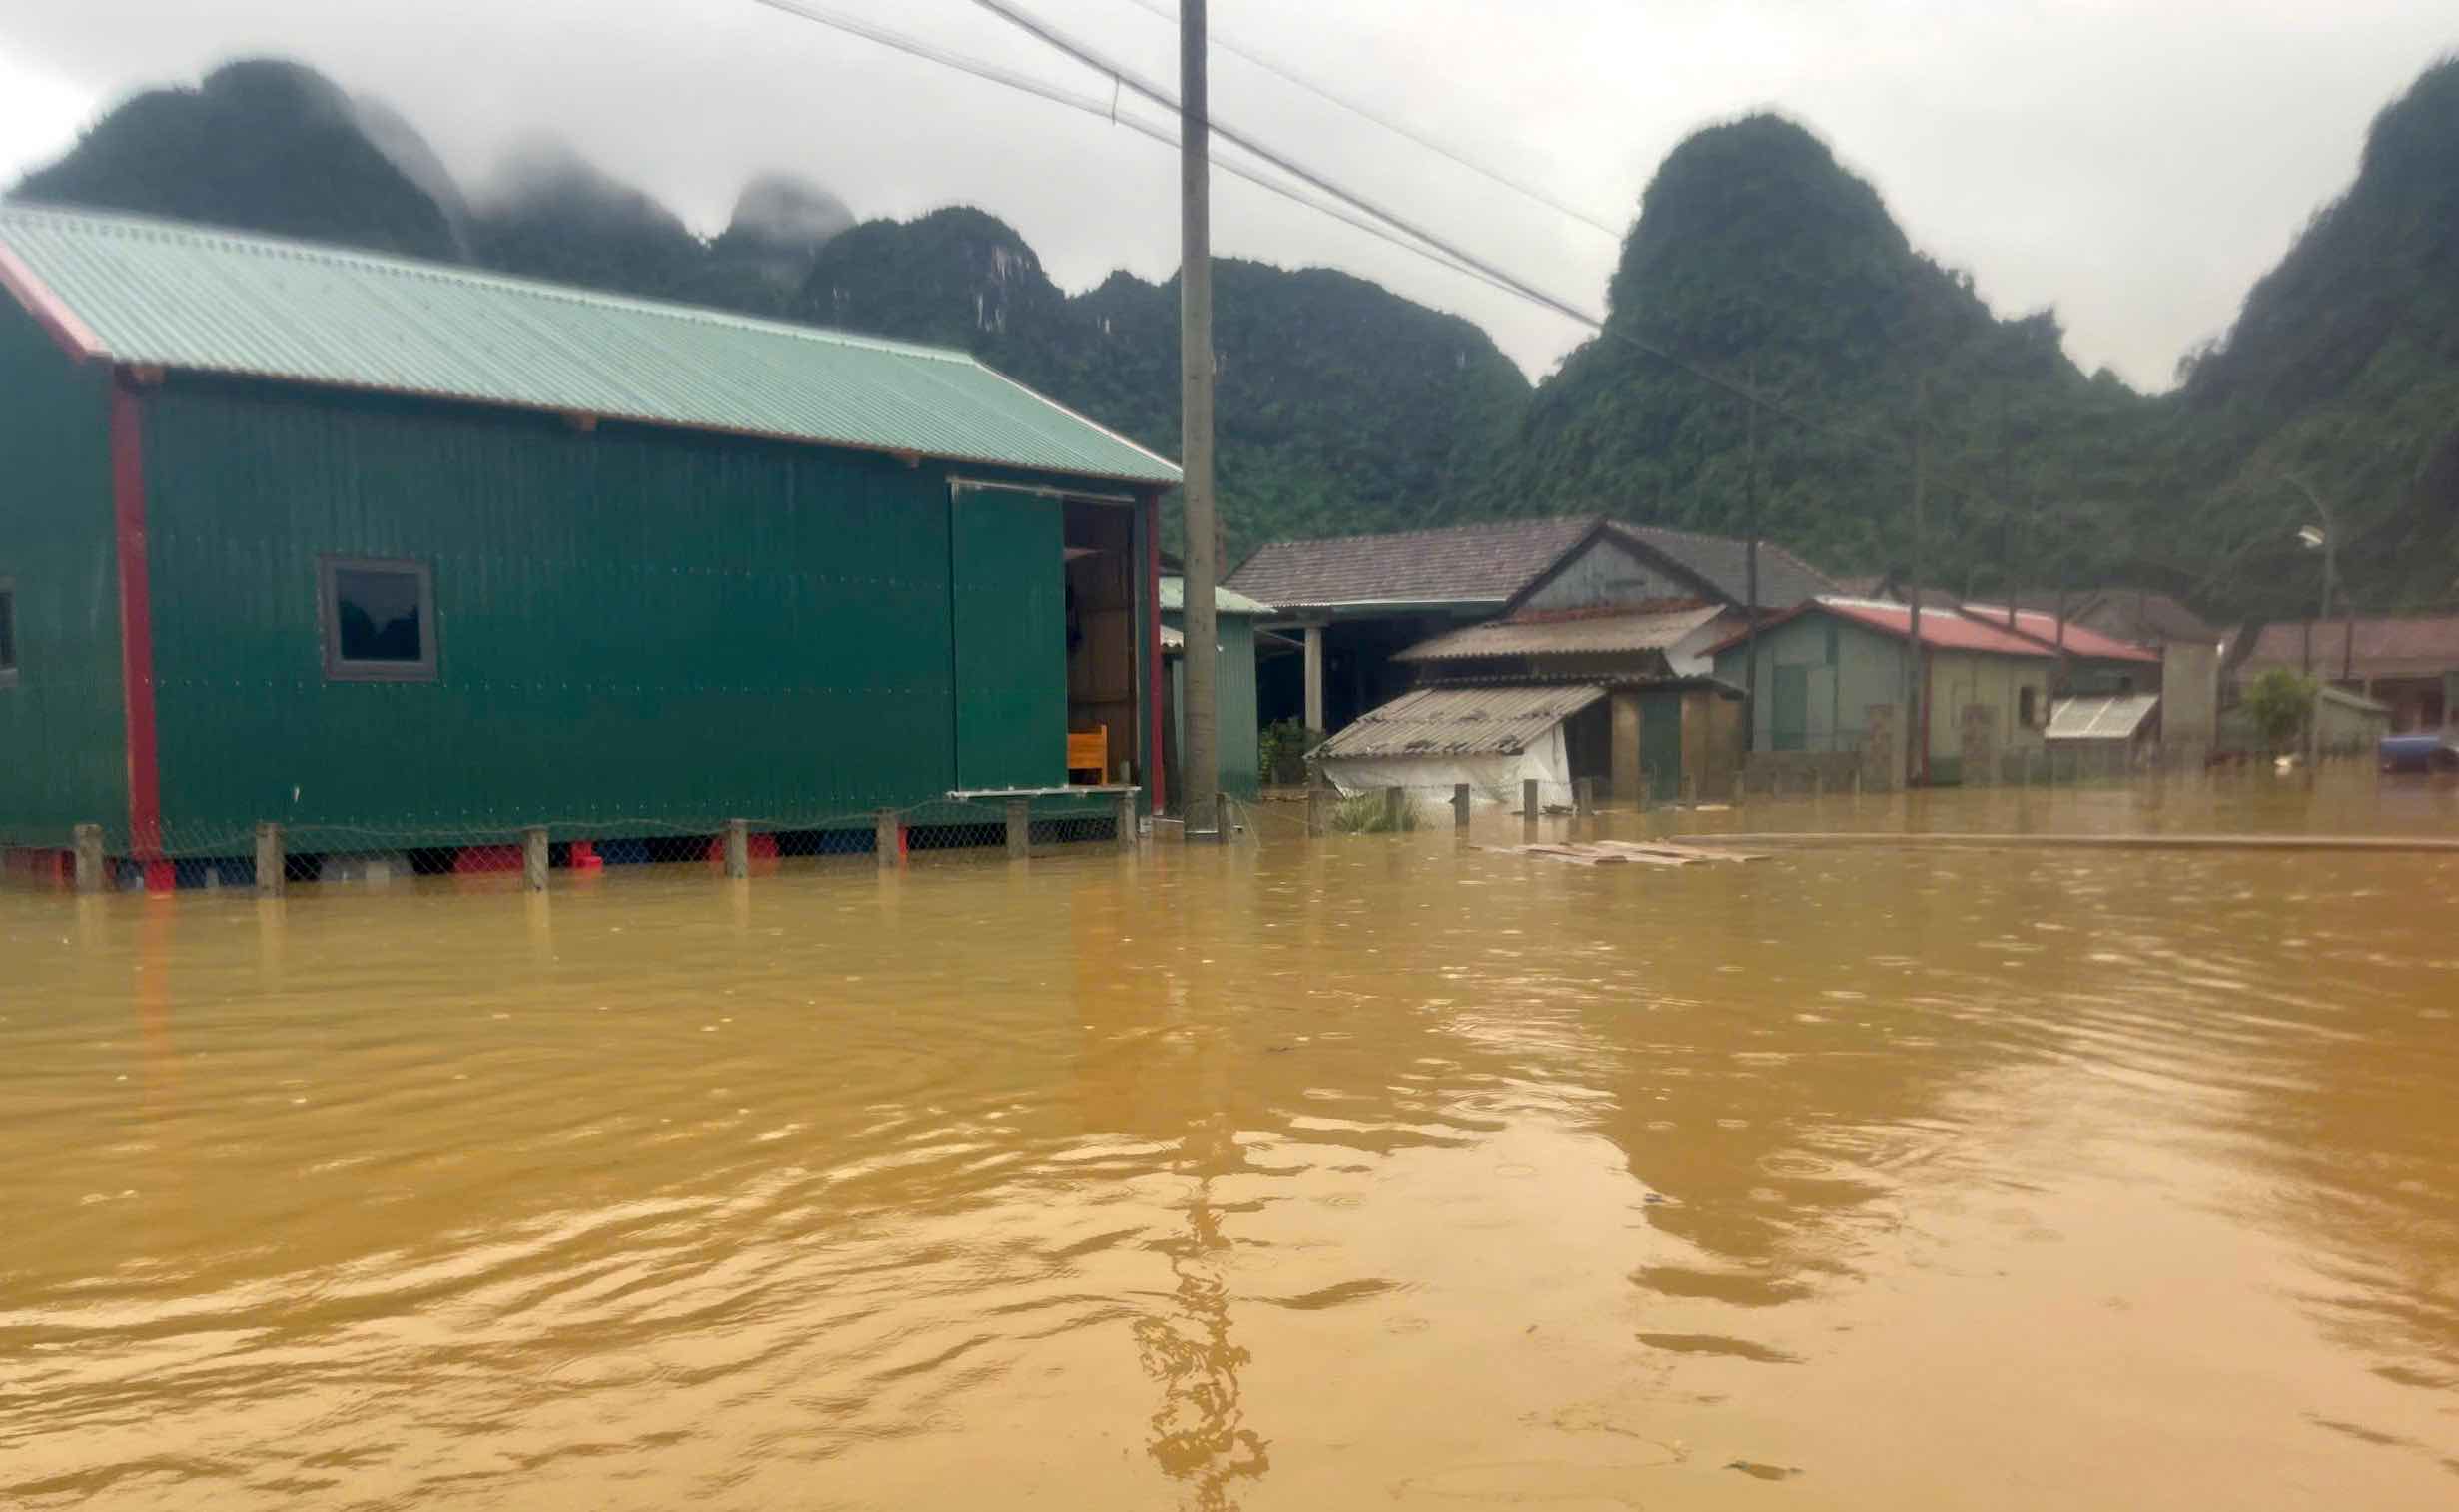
[
  {"xmin": 0, "ymin": 578, "xmax": 18, "ymax": 688},
  {"xmin": 320, "ymin": 557, "xmax": 436, "ymax": 682}
]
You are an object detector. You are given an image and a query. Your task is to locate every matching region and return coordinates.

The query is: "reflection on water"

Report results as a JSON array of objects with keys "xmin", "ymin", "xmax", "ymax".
[{"xmin": 2, "ymin": 776, "xmax": 2456, "ymax": 1510}]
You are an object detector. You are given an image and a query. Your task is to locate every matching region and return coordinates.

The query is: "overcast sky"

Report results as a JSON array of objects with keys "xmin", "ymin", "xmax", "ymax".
[{"xmin": 1, "ymin": 0, "xmax": 2452, "ymax": 389}]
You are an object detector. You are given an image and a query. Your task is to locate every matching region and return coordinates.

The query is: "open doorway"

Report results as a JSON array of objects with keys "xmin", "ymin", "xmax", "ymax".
[{"xmin": 1065, "ymin": 500, "xmax": 1138, "ymax": 786}]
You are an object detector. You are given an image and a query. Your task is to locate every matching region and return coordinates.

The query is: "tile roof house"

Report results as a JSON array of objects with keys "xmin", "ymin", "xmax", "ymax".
[
  {"xmin": 1228, "ymin": 514, "xmax": 1838, "ymax": 740},
  {"xmin": 2234, "ymin": 613, "xmax": 2459, "ymax": 732},
  {"xmin": 1224, "ymin": 516, "xmax": 1600, "ymax": 610}
]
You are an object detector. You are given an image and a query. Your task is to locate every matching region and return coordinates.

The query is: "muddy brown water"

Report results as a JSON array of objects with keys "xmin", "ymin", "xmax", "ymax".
[{"xmin": 5, "ymin": 776, "xmax": 2457, "ymax": 1509}]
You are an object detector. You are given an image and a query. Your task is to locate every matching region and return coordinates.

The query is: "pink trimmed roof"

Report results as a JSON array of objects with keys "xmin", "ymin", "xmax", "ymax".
[
  {"xmin": 1818, "ymin": 600, "xmax": 2053, "ymax": 656},
  {"xmin": 1958, "ymin": 605, "xmax": 2159, "ymax": 663}
]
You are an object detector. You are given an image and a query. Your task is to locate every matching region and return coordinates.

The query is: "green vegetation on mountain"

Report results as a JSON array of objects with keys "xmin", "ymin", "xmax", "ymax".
[
  {"xmin": 2164, "ymin": 58, "xmax": 2459, "ymax": 613},
  {"xmin": 11, "ymin": 52, "xmax": 2459, "ymax": 613},
  {"xmin": 802, "ymin": 209, "xmax": 1526, "ymax": 550},
  {"xmin": 1481, "ymin": 114, "xmax": 2161, "ymax": 603},
  {"xmin": 14, "ymin": 60, "xmax": 459, "ymax": 261}
]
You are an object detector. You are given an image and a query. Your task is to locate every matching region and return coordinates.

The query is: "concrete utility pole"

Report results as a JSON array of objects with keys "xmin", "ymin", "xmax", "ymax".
[
  {"xmin": 1741, "ymin": 360, "xmax": 1760, "ymax": 755},
  {"xmin": 1180, "ymin": 0, "xmax": 1222, "ymax": 840}
]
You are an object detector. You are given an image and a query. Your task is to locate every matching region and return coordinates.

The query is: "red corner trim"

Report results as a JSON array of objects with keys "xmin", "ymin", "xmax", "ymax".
[{"xmin": 110, "ymin": 378, "xmax": 169, "ymax": 891}]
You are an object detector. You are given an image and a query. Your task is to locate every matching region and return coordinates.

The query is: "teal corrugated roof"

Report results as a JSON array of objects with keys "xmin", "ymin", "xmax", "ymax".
[
  {"xmin": 0, "ymin": 204, "xmax": 1180, "ymax": 486},
  {"xmin": 1160, "ymin": 574, "xmax": 1274, "ymax": 617}
]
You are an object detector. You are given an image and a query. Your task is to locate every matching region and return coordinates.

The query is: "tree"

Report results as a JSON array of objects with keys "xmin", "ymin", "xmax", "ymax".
[{"xmin": 2241, "ymin": 667, "xmax": 2317, "ymax": 751}]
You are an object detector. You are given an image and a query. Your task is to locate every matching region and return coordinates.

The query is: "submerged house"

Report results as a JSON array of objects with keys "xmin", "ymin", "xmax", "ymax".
[
  {"xmin": 1365, "ymin": 603, "xmax": 1743, "ymax": 804},
  {"xmin": 0, "ymin": 207, "xmax": 1181, "ymax": 886},
  {"xmin": 2233, "ymin": 614, "xmax": 2459, "ymax": 734},
  {"xmin": 1707, "ymin": 598, "xmax": 2157, "ymax": 786},
  {"xmin": 1228, "ymin": 514, "xmax": 1835, "ymax": 737},
  {"xmin": 1157, "ymin": 575, "xmax": 1281, "ymax": 804}
]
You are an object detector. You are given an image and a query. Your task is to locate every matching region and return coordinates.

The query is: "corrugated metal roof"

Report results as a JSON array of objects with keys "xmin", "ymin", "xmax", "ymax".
[
  {"xmin": 1314, "ymin": 683, "xmax": 1609, "ymax": 760},
  {"xmin": 2240, "ymin": 615, "xmax": 2459, "ymax": 677},
  {"xmin": 1959, "ymin": 604, "xmax": 2159, "ymax": 663},
  {"xmin": 2006, "ymin": 588, "xmax": 2216, "ymax": 646},
  {"xmin": 1706, "ymin": 598, "xmax": 2058, "ymax": 658},
  {"xmin": 1226, "ymin": 516, "xmax": 1599, "ymax": 607},
  {"xmin": 1393, "ymin": 603, "xmax": 1723, "ymax": 662},
  {"xmin": 2047, "ymin": 693, "xmax": 2160, "ymax": 741},
  {"xmin": 0, "ymin": 204, "xmax": 1180, "ymax": 485},
  {"xmin": 1160, "ymin": 575, "xmax": 1275, "ymax": 616}
]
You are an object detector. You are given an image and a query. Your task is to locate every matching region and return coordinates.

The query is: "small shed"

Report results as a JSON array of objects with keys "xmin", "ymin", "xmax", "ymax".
[
  {"xmin": 2046, "ymin": 692, "xmax": 2161, "ymax": 776},
  {"xmin": 1158, "ymin": 575, "xmax": 1277, "ymax": 802},
  {"xmin": 1312, "ymin": 682, "xmax": 1609, "ymax": 810},
  {"xmin": 1391, "ymin": 603, "xmax": 1739, "ymax": 802},
  {"xmin": 2313, "ymin": 685, "xmax": 2393, "ymax": 754}
]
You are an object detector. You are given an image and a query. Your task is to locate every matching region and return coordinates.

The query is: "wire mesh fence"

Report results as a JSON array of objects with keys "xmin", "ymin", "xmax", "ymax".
[{"xmin": 0, "ymin": 790, "xmax": 1143, "ymax": 895}]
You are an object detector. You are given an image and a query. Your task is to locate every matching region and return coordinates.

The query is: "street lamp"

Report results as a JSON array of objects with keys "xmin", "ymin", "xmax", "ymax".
[{"xmin": 2283, "ymin": 473, "xmax": 2346, "ymax": 766}]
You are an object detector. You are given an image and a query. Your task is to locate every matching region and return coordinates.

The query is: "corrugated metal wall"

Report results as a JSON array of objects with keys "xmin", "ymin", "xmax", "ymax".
[
  {"xmin": 0, "ymin": 305, "xmax": 127, "ymax": 849},
  {"xmin": 952, "ymin": 490, "xmax": 1064, "ymax": 790},
  {"xmin": 137, "ymin": 378, "xmax": 1109, "ymax": 850},
  {"xmin": 1161, "ymin": 612, "xmax": 1259, "ymax": 801}
]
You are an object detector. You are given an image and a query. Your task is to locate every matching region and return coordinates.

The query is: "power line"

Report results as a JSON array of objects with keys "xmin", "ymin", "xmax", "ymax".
[
  {"xmin": 740, "ymin": 0, "xmax": 1516, "ymax": 298},
  {"xmin": 965, "ymin": 0, "xmax": 1860, "ymax": 443},
  {"xmin": 746, "ymin": 0, "xmax": 1875, "ymax": 459},
  {"xmin": 1112, "ymin": 0, "xmax": 1625, "ymax": 238}
]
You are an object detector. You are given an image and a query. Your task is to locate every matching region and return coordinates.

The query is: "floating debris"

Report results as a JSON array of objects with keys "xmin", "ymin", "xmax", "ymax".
[{"xmin": 1476, "ymin": 840, "xmax": 1769, "ymax": 867}]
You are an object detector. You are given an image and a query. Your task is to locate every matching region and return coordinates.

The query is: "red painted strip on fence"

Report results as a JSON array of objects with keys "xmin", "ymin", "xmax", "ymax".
[
  {"xmin": 110, "ymin": 378, "xmax": 170, "ymax": 893},
  {"xmin": 1147, "ymin": 491, "xmax": 1166, "ymax": 816},
  {"xmin": 0, "ymin": 243, "xmax": 107, "ymax": 362}
]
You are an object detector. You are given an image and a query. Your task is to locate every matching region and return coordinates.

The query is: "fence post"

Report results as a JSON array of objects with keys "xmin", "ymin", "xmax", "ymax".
[
  {"xmin": 1005, "ymin": 798, "xmax": 1031, "ymax": 859},
  {"xmin": 1306, "ymin": 782, "xmax": 1329, "ymax": 838},
  {"xmin": 255, "ymin": 823, "xmax": 285, "ymax": 898},
  {"xmin": 1115, "ymin": 789, "xmax": 1140, "ymax": 851},
  {"xmin": 723, "ymin": 818, "xmax": 750, "ymax": 879},
  {"xmin": 1382, "ymin": 786, "xmax": 1406, "ymax": 831},
  {"xmin": 875, "ymin": 808, "xmax": 902, "ymax": 868},
  {"xmin": 73, "ymin": 823, "xmax": 105, "ymax": 895},
  {"xmin": 1574, "ymin": 776, "xmax": 1595, "ymax": 816},
  {"xmin": 1522, "ymin": 778, "xmax": 1540, "ymax": 822},
  {"xmin": 522, "ymin": 826, "xmax": 549, "ymax": 892},
  {"xmin": 1452, "ymin": 783, "xmax": 1471, "ymax": 831}
]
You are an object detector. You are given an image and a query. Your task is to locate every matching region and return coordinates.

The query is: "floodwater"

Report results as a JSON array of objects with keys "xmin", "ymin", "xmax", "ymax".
[{"xmin": 5, "ymin": 776, "xmax": 2458, "ymax": 1510}]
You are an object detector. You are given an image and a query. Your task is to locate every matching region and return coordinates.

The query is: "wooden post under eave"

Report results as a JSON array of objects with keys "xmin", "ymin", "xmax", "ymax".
[
  {"xmin": 255, "ymin": 823, "xmax": 285, "ymax": 898},
  {"xmin": 74, "ymin": 823, "xmax": 105, "ymax": 894},
  {"xmin": 1115, "ymin": 789, "xmax": 1140, "ymax": 851},
  {"xmin": 875, "ymin": 808, "xmax": 902, "ymax": 868},
  {"xmin": 1574, "ymin": 777, "xmax": 1596, "ymax": 816},
  {"xmin": 1382, "ymin": 786, "xmax": 1405, "ymax": 831},
  {"xmin": 522, "ymin": 827, "xmax": 549, "ymax": 892},
  {"xmin": 1306, "ymin": 782, "xmax": 1329, "ymax": 837},
  {"xmin": 723, "ymin": 819, "xmax": 750, "ymax": 880},
  {"xmin": 1452, "ymin": 783, "xmax": 1471, "ymax": 830},
  {"xmin": 1006, "ymin": 798, "xmax": 1031, "ymax": 860},
  {"xmin": 1522, "ymin": 778, "xmax": 1540, "ymax": 827}
]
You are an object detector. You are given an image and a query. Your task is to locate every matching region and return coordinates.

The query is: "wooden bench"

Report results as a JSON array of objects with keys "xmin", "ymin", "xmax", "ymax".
[{"xmin": 1066, "ymin": 729, "xmax": 1108, "ymax": 783}]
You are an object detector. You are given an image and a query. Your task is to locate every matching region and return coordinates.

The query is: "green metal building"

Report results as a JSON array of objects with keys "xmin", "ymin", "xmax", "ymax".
[
  {"xmin": 1160, "ymin": 575, "xmax": 1275, "ymax": 802},
  {"xmin": 0, "ymin": 207, "xmax": 1179, "ymax": 885}
]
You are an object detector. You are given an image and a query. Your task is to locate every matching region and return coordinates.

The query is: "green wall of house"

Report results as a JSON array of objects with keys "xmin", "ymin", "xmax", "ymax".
[
  {"xmin": 0, "ymin": 305, "xmax": 128, "ymax": 850},
  {"xmin": 25, "ymin": 374, "xmax": 1146, "ymax": 855},
  {"xmin": 1714, "ymin": 612, "xmax": 2053, "ymax": 783},
  {"xmin": 1164, "ymin": 610, "xmax": 1260, "ymax": 800}
]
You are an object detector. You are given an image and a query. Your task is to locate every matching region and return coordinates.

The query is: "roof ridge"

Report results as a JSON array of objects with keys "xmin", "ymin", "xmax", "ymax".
[
  {"xmin": 0, "ymin": 199, "xmax": 984, "ymax": 367},
  {"xmin": 1244, "ymin": 512, "xmax": 1602, "ymax": 553}
]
